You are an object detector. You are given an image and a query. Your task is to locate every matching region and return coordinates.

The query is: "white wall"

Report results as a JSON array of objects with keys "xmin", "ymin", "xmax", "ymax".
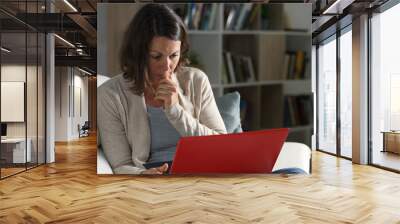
[
  {"xmin": 1, "ymin": 82, "xmax": 24, "ymax": 122},
  {"xmin": 1, "ymin": 65, "xmax": 26, "ymax": 134},
  {"xmin": 55, "ymin": 67, "xmax": 89, "ymax": 141},
  {"xmin": 1, "ymin": 65, "xmax": 36, "ymax": 137},
  {"xmin": 55, "ymin": 67, "xmax": 68, "ymax": 141},
  {"xmin": 72, "ymin": 73, "xmax": 89, "ymax": 138},
  {"xmin": 1, "ymin": 65, "xmax": 26, "ymax": 81},
  {"xmin": 1, "ymin": 63, "xmax": 46, "ymax": 163}
]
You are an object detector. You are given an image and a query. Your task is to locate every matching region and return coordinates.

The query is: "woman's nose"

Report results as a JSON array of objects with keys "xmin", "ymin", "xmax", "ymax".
[{"xmin": 160, "ymin": 58, "xmax": 172, "ymax": 73}]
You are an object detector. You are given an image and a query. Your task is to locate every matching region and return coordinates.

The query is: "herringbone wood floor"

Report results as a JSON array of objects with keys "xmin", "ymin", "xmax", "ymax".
[{"xmin": 1, "ymin": 135, "xmax": 400, "ymax": 224}]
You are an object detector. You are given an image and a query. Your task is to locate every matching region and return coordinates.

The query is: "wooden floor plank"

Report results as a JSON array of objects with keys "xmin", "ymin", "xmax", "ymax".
[{"xmin": 0, "ymin": 134, "xmax": 400, "ymax": 223}]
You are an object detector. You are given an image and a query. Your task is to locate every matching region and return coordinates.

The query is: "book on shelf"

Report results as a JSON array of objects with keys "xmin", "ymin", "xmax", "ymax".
[
  {"xmin": 283, "ymin": 95, "xmax": 312, "ymax": 127},
  {"xmin": 283, "ymin": 50, "xmax": 307, "ymax": 80},
  {"xmin": 223, "ymin": 51, "xmax": 256, "ymax": 84},
  {"xmin": 282, "ymin": 54, "xmax": 290, "ymax": 80},
  {"xmin": 224, "ymin": 4, "xmax": 259, "ymax": 30},
  {"xmin": 207, "ymin": 4, "xmax": 218, "ymax": 30},
  {"xmin": 224, "ymin": 5, "xmax": 235, "ymax": 30},
  {"xmin": 223, "ymin": 51, "xmax": 236, "ymax": 83},
  {"xmin": 234, "ymin": 3, "xmax": 253, "ymax": 30},
  {"xmin": 192, "ymin": 4, "xmax": 203, "ymax": 30},
  {"xmin": 232, "ymin": 54, "xmax": 245, "ymax": 82},
  {"xmin": 244, "ymin": 4, "xmax": 260, "ymax": 30},
  {"xmin": 303, "ymin": 58, "xmax": 311, "ymax": 79},
  {"xmin": 187, "ymin": 4, "xmax": 195, "ymax": 29},
  {"xmin": 242, "ymin": 56, "xmax": 256, "ymax": 82},
  {"xmin": 287, "ymin": 53, "xmax": 296, "ymax": 79},
  {"xmin": 260, "ymin": 4, "xmax": 269, "ymax": 30},
  {"xmin": 173, "ymin": 3, "xmax": 218, "ymax": 30},
  {"xmin": 221, "ymin": 57, "xmax": 229, "ymax": 84},
  {"xmin": 294, "ymin": 51, "xmax": 305, "ymax": 79}
]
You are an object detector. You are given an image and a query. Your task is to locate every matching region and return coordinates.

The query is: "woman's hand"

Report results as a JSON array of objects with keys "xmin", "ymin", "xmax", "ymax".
[
  {"xmin": 140, "ymin": 163, "xmax": 169, "ymax": 175},
  {"xmin": 154, "ymin": 77, "xmax": 178, "ymax": 109}
]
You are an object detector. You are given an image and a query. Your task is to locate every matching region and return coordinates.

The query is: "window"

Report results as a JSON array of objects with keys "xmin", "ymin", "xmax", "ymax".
[
  {"xmin": 371, "ymin": 2, "xmax": 400, "ymax": 171},
  {"xmin": 0, "ymin": 1, "xmax": 47, "ymax": 179},
  {"xmin": 317, "ymin": 36, "xmax": 337, "ymax": 154},
  {"xmin": 390, "ymin": 74, "xmax": 400, "ymax": 130},
  {"xmin": 339, "ymin": 28, "xmax": 352, "ymax": 158}
]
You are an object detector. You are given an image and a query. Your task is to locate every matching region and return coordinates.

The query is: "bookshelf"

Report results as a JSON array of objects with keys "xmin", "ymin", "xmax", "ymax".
[{"xmin": 170, "ymin": 3, "xmax": 312, "ymax": 146}]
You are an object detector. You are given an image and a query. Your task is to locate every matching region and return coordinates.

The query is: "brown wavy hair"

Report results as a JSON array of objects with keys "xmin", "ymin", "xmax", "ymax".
[{"xmin": 120, "ymin": 4, "xmax": 189, "ymax": 95}]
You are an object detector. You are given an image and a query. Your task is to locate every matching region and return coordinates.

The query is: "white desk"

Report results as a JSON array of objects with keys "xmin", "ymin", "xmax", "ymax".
[{"xmin": 1, "ymin": 138, "xmax": 32, "ymax": 163}]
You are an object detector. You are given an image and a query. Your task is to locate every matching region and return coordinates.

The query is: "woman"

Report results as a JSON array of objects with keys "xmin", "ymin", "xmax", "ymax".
[{"xmin": 97, "ymin": 4, "xmax": 227, "ymax": 175}]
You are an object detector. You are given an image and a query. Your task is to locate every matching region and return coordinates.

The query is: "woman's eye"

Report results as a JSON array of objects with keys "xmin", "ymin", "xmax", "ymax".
[
  {"xmin": 152, "ymin": 55, "xmax": 161, "ymax": 60},
  {"xmin": 170, "ymin": 54, "xmax": 178, "ymax": 59}
]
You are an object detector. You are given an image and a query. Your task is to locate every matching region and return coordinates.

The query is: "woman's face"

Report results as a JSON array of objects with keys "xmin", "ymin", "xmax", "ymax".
[{"xmin": 148, "ymin": 36, "xmax": 181, "ymax": 85}]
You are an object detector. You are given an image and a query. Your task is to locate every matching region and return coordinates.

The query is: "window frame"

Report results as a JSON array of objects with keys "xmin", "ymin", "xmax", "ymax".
[
  {"xmin": 368, "ymin": 0, "xmax": 400, "ymax": 172},
  {"xmin": 315, "ymin": 23, "xmax": 353, "ymax": 160}
]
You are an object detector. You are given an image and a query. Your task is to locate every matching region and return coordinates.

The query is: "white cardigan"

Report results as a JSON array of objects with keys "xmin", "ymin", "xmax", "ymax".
[{"xmin": 97, "ymin": 67, "xmax": 227, "ymax": 174}]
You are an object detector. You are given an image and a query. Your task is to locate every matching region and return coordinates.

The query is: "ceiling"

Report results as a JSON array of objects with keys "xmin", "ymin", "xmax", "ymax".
[
  {"xmin": 310, "ymin": 0, "xmax": 390, "ymax": 43},
  {"xmin": 1, "ymin": 0, "xmax": 393, "ymax": 72},
  {"xmin": 1, "ymin": 0, "xmax": 99, "ymax": 72}
]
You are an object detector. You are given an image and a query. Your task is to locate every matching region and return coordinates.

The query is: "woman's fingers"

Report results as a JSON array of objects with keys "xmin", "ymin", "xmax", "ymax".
[
  {"xmin": 156, "ymin": 87, "xmax": 176, "ymax": 94},
  {"xmin": 152, "ymin": 168, "xmax": 163, "ymax": 174},
  {"xmin": 157, "ymin": 82, "xmax": 176, "ymax": 92},
  {"xmin": 153, "ymin": 78, "xmax": 179, "ymax": 108},
  {"xmin": 158, "ymin": 78, "xmax": 176, "ymax": 86},
  {"xmin": 140, "ymin": 164, "xmax": 168, "ymax": 175},
  {"xmin": 154, "ymin": 89, "xmax": 174, "ymax": 101},
  {"xmin": 156, "ymin": 89, "xmax": 173, "ymax": 96},
  {"xmin": 156, "ymin": 163, "xmax": 168, "ymax": 172},
  {"xmin": 154, "ymin": 92, "xmax": 170, "ymax": 101},
  {"xmin": 156, "ymin": 79, "xmax": 177, "ymax": 94},
  {"xmin": 142, "ymin": 168, "xmax": 162, "ymax": 174}
]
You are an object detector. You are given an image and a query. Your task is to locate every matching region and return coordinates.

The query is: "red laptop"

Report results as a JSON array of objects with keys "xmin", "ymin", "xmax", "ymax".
[{"xmin": 170, "ymin": 128, "xmax": 289, "ymax": 174}]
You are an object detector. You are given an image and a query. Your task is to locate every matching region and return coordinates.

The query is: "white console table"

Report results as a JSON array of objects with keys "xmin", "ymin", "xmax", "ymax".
[{"xmin": 1, "ymin": 138, "xmax": 32, "ymax": 163}]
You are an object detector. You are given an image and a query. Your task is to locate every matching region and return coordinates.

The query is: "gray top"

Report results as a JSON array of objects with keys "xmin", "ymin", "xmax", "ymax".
[
  {"xmin": 97, "ymin": 67, "xmax": 227, "ymax": 174},
  {"xmin": 147, "ymin": 105, "xmax": 181, "ymax": 163}
]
